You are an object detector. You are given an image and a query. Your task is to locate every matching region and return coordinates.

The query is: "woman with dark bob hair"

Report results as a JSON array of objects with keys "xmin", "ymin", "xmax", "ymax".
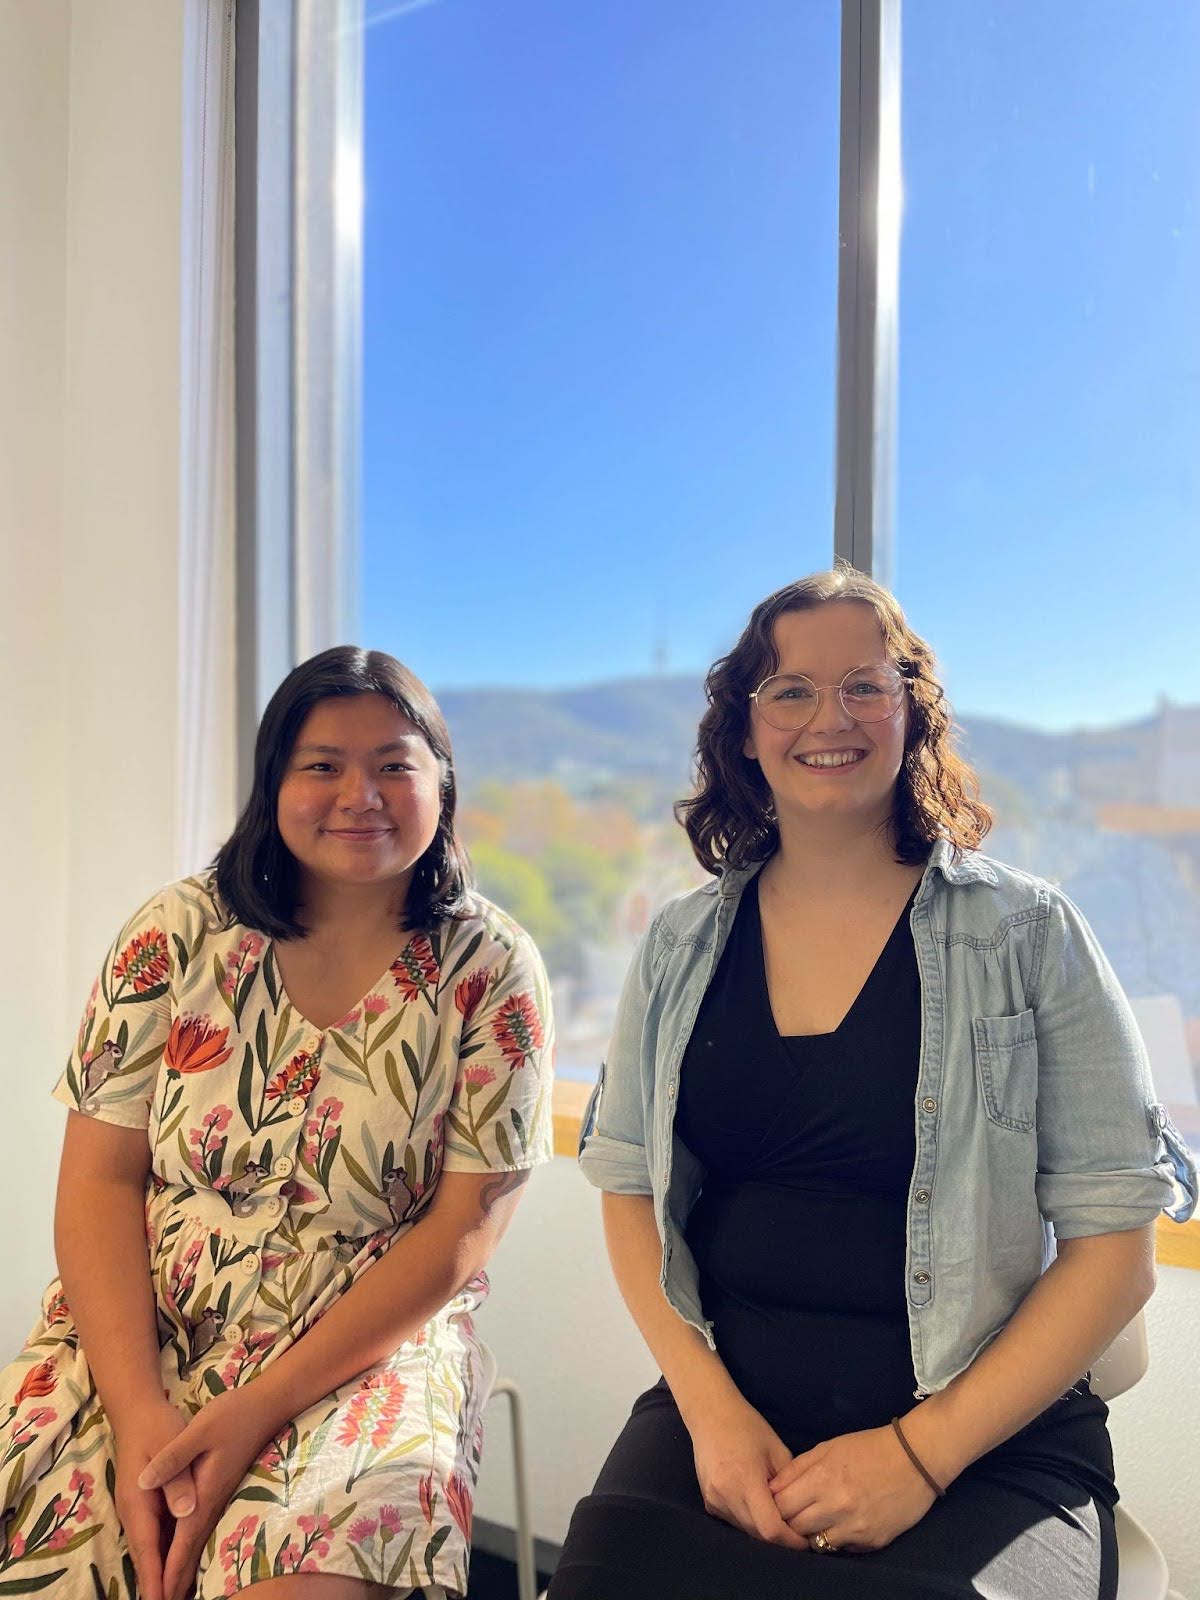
[
  {"xmin": 0, "ymin": 648, "xmax": 554, "ymax": 1600},
  {"xmin": 553, "ymin": 568, "xmax": 1195, "ymax": 1600}
]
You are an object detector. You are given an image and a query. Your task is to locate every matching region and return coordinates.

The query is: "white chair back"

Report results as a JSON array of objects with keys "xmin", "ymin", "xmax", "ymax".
[{"xmin": 1090, "ymin": 1309, "xmax": 1149, "ymax": 1403}]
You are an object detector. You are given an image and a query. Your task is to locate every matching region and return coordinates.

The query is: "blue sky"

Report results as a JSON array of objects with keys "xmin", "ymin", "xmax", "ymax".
[{"xmin": 360, "ymin": 0, "xmax": 1198, "ymax": 733}]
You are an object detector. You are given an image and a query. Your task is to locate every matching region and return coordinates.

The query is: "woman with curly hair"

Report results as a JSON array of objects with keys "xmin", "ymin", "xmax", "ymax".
[{"xmin": 551, "ymin": 569, "xmax": 1194, "ymax": 1600}]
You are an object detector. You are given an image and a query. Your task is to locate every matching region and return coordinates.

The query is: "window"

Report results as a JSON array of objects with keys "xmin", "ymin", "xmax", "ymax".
[
  {"xmin": 898, "ymin": 0, "xmax": 1200, "ymax": 1148},
  {"xmin": 360, "ymin": 0, "xmax": 841, "ymax": 1078}
]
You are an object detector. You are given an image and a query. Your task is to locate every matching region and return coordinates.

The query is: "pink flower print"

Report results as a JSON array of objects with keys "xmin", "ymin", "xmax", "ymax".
[
  {"xmin": 220, "ymin": 933, "xmax": 264, "ymax": 1001},
  {"xmin": 455, "ymin": 969, "xmax": 489, "ymax": 1024},
  {"xmin": 390, "ymin": 934, "xmax": 440, "ymax": 1002},
  {"xmin": 379, "ymin": 1503, "xmax": 403, "ymax": 1534},
  {"xmin": 47, "ymin": 1527, "xmax": 72, "ymax": 1551},
  {"xmin": 348, "ymin": 1517, "xmax": 378, "ymax": 1546},
  {"xmin": 7, "ymin": 1534, "xmax": 25, "ymax": 1559},
  {"xmin": 463, "ymin": 1063, "xmax": 496, "ymax": 1094},
  {"xmin": 363, "ymin": 993, "xmax": 389, "ymax": 1017},
  {"xmin": 219, "ymin": 1514, "xmax": 260, "ymax": 1573},
  {"xmin": 491, "ymin": 991, "xmax": 543, "ymax": 1070},
  {"xmin": 303, "ymin": 1097, "xmax": 343, "ymax": 1167},
  {"xmin": 445, "ymin": 1470, "xmax": 474, "ymax": 1542},
  {"xmin": 335, "ymin": 1372, "xmax": 407, "ymax": 1451},
  {"xmin": 295, "ymin": 1512, "xmax": 333, "ymax": 1559},
  {"xmin": 333, "ymin": 1007, "xmax": 361, "ymax": 1030},
  {"xmin": 277, "ymin": 1538, "xmax": 302, "ymax": 1573},
  {"xmin": 53, "ymin": 1496, "xmax": 71, "ymax": 1517}
]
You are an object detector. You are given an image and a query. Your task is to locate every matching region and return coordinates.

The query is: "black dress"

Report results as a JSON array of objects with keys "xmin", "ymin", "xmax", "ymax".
[{"xmin": 550, "ymin": 880, "xmax": 1118, "ymax": 1600}]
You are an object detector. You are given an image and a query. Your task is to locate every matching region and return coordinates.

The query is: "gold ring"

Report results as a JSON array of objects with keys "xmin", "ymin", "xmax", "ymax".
[{"xmin": 812, "ymin": 1530, "xmax": 837, "ymax": 1554}]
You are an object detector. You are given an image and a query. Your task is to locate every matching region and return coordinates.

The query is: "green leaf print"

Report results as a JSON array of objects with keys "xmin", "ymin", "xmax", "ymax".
[
  {"xmin": 425, "ymin": 1525, "xmax": 452, "ymax": 1581},
  {"xmin": 383, "ymin": 1051, "xmax": 411, "ymax": 1116},
  {"xmin": 255, "ymin": 1011, "xmax": 269, "ymax": 1073},
  {"xmin": 238, "ymin": 1042, "xmax": 256, "ymax": 1129},
  {"xmin": 442, "ymin": 928, "xmax": 485, "ymax": 986},
  {"xmin": 495, "ymin": 1122, "xmax": 515, "ymax": 1166},
  {"xmin": 0, "ymin": 1573, "xmax": 69, "ymax": 1593},
  {"xmin": 213, "ymin": 952, "xmax": 232, "ymax": 1012},
  {"xmin": 511, "ymin": 1107, "xmax": 528, "ymax": 1154},
  {"xmin": 386, "ymin": 1530, "xmax": 418, "ymax": 1587},
  {"xmin": 172, "ymin": 931, "xmax": 191, "ymax": 976},
  {"xmin": 341, "ymin": 1147, "xmax": 383, "ymax": 1198},
  {"xmin": 22, "ymin": 1525, "xmax": 101, "ymax": 1560}
]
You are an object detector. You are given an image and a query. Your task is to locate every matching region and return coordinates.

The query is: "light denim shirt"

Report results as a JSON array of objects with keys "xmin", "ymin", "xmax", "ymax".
[{"xmin": 578, "ymin": 839, "xmax": 1198, "ymax": 1397}]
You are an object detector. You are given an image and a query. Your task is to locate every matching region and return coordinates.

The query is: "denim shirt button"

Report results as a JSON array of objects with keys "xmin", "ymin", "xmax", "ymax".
[
  {"xmin": 913, "ymin": 1271, "xmax": 931, "ymax": 1284},
  {"xmin": 921, "ymin": 1097, "xmax": 938, "ymax": 1114},
  {"xmin": 915, "ymin": 1190, "xmax": 930, "ymax": 1204}
]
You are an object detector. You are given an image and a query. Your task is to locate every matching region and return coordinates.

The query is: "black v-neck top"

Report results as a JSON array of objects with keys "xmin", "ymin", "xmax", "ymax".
[{"xmin": 676, "ymin": 875, "xmax": 924, "ymax": 1442}]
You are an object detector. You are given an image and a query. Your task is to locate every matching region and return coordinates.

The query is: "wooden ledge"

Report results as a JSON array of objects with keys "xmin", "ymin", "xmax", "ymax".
[{"xmin": 551, "ymin": 1083, "xmax": 1200, "ymax": 1270}]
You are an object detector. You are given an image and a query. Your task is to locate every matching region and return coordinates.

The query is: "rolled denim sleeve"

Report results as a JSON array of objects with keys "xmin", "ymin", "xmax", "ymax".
[
  {"xmin": 1033, "ymin": 887, "xmax": 1197, "ymax": 1238},
  {"xmin": 577, "ymin": 923, "xmax": 661, "ymax": 1196}
]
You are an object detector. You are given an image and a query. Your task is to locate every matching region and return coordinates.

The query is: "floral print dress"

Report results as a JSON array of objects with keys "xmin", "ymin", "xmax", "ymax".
[{"xmin": 0, "ymin": 872, "xmax": 554, "ymax": 1598}]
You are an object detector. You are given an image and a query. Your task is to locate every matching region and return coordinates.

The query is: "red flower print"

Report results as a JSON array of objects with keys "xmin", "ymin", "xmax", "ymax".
[
  {"xmin": 165, "ymin": 1014, "xmax": 233, "ymax": 1075},
  {"xmin": 335, "ymin": 1371, "xmax": 408, "ymax": 1451},
  {"xmin": 491, "ymin": 992, "xmax": 543, "ymax": 1070},
  {"xmin": 419, "ymin": 1471, "xmax": 435, "ymax": 1522},
  {"xmin": 265, "ymin": 1049, "xmax": 321, "ymax": 1103},
  {"xmin": 463, "ymin": 1063, "xmax": 496, "ymax": 1093},
  {"xmin": 364, "ymin": 993, "xmax": 390, "ymax": 1017},
  {"xmin": 379, "ymin": 1503, "xmax": 403, "ymax": 1534},
  {"xmin": 390, "ymin": 934, "xmax": 440, "ymax": 1001},
  {"xmin": 349, "ymin": 1517, "xmax": 378, "ymax": 1546},
  {"xmin": 45, "ymin": 1288, "xmax": 69, "ymax": 1325},
  {"xmin": 455, "ymin": 969, "xmax": 489, "ymax": 1024},
  {"xmin": 445, "ymin": 1470, "xmax": 474, "ymax": 1542},
  {"xmin": 112, "ymin": 927, "xmax": 169, "ymax": 993},
  {"xmin": 15, "ymin": 1358, "xmax": 55, "ymax": 1404}
]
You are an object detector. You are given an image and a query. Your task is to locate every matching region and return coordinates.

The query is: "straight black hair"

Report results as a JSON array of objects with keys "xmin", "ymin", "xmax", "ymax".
[{"xmin": 214, "ymin": 647, "xmax": 472, "ymax": 937}]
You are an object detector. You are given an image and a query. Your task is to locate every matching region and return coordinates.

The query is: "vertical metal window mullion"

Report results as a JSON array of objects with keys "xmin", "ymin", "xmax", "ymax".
[
  {"xmin": 834, "ymin": 0, "xmax": 902, "ymax": 585},
  {"xmin": 292, "ymin": 0, "xmax": 364, "ymax": 664},
  {"xmin": 235, "ymin": 0, "xmax": 296, "ymax": 802}
]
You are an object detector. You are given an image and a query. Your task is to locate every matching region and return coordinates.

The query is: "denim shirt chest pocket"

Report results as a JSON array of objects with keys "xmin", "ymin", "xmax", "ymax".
[{"xmin": 972, "ymin": 1008, "xmax": 1038, "ymax": 1132}]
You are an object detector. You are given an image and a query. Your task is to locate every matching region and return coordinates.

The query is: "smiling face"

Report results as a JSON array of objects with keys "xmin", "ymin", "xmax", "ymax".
[
  {"xmin": 276, "ymin": 693, "xmax": 444, "ymax": 899},
  {"xmin": 743, "ymin": 600, "xmax": 908, "ymax": 829}
]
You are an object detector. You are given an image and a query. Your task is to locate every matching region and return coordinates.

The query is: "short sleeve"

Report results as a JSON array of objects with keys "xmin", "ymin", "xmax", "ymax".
[
  {"xmin": 52, "ymin": 890, "xmax": 174, "ymax": 1131},
  {"xmin": 442, "ymin": 927, "xmax": 555, "ymax": 1173}
]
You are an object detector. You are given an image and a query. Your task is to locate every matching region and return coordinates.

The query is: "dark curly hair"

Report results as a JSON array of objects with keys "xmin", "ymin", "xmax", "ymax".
[
  {"xmin": 676, "ymin": 565, "xmax": 993, "ymax": 874},
  {"xmin": 214, "ymin": 646, "xmax": 472, "ymax": 936}
]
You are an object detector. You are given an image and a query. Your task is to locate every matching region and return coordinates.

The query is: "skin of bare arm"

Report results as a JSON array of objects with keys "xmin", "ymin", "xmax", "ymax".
[
  {"xmin": 770, "ymin": 1223, "xmax": 1156, "ymax": 1551},
  {"xmin": 601, "ymin": 1191, "xmax": 808, "ymax": 1551},
  {"xmin": 53, "ymin": 1111, "xmax": 198, "ymax": 1600},
  {"xmin": 139, "ymin": 1164, "xmax": 533, "ymax": 1600}
]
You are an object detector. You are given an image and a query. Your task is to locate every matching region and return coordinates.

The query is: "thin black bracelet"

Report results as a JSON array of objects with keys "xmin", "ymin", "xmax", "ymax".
[{"xmin": 890, "ymin": 1415, "xmax": 947, "ymax": 1499}]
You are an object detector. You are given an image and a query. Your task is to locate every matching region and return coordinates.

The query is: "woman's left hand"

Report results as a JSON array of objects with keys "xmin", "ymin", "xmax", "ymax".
[
  {"xmin": 769, "ymin": 1424, "xmax": 939, "ymax": 1553},
  {"xmin": 138, "ymin": 1385, "xmax": 283, "ymax": 1600}
]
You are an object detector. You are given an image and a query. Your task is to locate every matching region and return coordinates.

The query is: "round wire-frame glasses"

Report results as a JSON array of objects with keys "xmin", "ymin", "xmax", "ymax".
[{"xmin": 749, "ymin": 665, "xmax": 905, "ymax": 731}]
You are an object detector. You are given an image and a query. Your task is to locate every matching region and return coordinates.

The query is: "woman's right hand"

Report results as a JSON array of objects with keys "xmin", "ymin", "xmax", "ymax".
[
  {"xmin": 689, "ymin": 1394, "xmax": 810, "ymax": 1551},
  {"xmin": 112, "ymin": 1400, "xmax": 197, "ymax": 1600}
]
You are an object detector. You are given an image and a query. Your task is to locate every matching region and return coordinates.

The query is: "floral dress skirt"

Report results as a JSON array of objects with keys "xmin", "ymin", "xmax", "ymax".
[{"xmin": 0, "ymin": 874, "xmax": 554, "ymax": 1598}]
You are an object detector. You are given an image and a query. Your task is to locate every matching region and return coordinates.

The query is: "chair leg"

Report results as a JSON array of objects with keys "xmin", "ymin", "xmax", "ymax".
[{"xmin": 490, "ymin": 1378, "xmax": 537, "ymax": 1600}]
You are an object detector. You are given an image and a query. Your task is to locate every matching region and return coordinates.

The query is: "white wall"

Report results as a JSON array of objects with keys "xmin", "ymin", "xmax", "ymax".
[
  {"xmin": 0, "ymin": 0, "xmax": 188, "ymax": 1347},
  {"xmin": 0, "ymin": 0, "xmax": 72, "ymax": 1346},
  {"xmin": 478, "ymin": 1160, "xmax": 1200, "ymax": 1598},
  {"xmin": 2, "ymin": 6, "xmax": 1197, "ymax": 1596}
]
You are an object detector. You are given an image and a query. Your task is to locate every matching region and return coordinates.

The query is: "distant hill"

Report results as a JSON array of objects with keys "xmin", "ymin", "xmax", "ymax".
[{"xmin": 436, "ymin": 674, "xmax": 1192, "ymax": 814}]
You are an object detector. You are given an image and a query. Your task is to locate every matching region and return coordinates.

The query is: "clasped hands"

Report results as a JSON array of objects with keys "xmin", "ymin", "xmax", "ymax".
[
  {"xmin": 693, "ymin": 1398, "xmax": 940, "ymax": 1556},
  {"xmin": 115, "ymin": 1386, "xmax": 279, "ymax": 1600}
]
